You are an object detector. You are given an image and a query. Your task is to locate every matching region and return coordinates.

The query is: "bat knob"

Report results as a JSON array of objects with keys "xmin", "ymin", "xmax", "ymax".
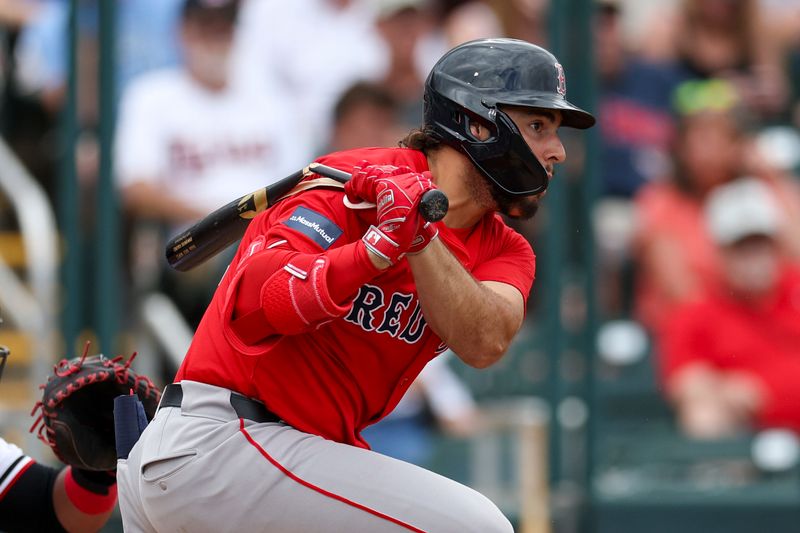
[{"xmin": 419, "ymin": 189, "xmax": 448, "ymax": 222}]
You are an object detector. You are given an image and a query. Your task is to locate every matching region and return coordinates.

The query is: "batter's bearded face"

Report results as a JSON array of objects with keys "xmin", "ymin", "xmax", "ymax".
[
  {"xmin": 463, "ymin": 165, "xmax": 541, "ymax": 220},
  {"xmin": 492, "ymin": 186, "xmax": 541, "ymax": 220},
  {"xmin": 467, "ymin": 107, "xmax": 565, "ymax": 220}
]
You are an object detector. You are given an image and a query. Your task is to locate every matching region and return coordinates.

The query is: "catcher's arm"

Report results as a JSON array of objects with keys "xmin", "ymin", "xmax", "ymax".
[
  {"xmin": 23, "ymin": 346, "xmax": 161, "ymax": 531},
  {"xmin": 53, "ymin": 467, "xmax": 116, "ymax": 533},
  {"xmin": 0, "ymin": 456, "xmax": 114, "ymax": 533}
]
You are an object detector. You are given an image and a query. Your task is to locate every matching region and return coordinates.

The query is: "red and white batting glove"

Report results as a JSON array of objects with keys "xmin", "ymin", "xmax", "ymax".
[
  {"xmin": 345, "ymin": 161, "xmax": 436, "ymax": 265},
  {"xmin": 406, "ymin": 221, "xmax": 439, "ymax": 256},
  {"xmin": 344, "ymin": 161, "xmax": 414, "ymax": 204}
]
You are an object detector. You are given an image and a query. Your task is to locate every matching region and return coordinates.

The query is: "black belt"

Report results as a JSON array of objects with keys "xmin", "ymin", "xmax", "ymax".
[{"xmin": 159, "ymin": 383, "xmax": 281, "ymax": 424}]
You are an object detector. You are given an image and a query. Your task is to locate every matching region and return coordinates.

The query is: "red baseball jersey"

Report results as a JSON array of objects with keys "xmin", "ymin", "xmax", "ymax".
[
  {"xmin": 659, "ymin": 263, "xmax": 800, "ymax": 431},
  {"xmin": 176, "ymin": 147, "xmax": 536, "ymax": 447}
]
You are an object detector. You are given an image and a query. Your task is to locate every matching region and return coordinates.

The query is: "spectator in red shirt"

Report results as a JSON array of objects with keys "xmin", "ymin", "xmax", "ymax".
[
  {"xmin": 632, "ymin": 78, "xmax": 800, "ymax": 332},
  {"xmin": 659, "ymin": 177, "xmax": 800, "ymax": 439}
]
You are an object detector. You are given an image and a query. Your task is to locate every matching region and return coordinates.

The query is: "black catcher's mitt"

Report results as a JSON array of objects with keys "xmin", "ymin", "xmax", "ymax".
[{"xmin": 30, "ymin": 345, "xmax": 161, "ymax": 471}]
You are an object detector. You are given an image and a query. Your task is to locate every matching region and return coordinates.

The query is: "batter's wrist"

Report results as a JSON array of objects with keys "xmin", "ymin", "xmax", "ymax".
[
  {"xmin": 406, "ymin": 222, "xmax": 439, "ymax": 256},
  {"xmin": 365, "ymin": 246, "xmax": 392, "ymax": 270},
  {"xmin": 362, "ymin": 226, "xmax": 401, "ymax": 268}
]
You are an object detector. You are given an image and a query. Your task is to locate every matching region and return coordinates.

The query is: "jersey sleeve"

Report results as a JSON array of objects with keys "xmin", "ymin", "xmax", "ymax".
[
  {"xmin": 0, "ymin": 438, "xmax": 33, "ymax": 501},
  {"xmin": 221, "ymin": 187, "xmax": 379, "ymax": 343},
  {"xmin": 0, "ymin": 438, "xmax": 65, "ymax": 532},
  {"xmin": 243, "ymin": 186, "xmax": 358, "ymax": 258},
  {"xmin": 470, "ymin": 225, "xmax": 536, "ymax": 307},
  {"xmin": 0, "ymin": 463, "xmax": 65, "ymax": 533}
]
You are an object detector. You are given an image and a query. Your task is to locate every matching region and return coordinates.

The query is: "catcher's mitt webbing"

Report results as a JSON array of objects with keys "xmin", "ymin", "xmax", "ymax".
[{"xmin": 30, "ymin": 343, "xmax": 161, "ymax": 471}]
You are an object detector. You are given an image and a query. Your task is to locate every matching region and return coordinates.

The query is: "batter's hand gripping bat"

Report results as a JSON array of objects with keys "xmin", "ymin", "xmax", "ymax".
[{"xmin": 165, "ymin": 163, "xmax": 449, "ymax": 272}]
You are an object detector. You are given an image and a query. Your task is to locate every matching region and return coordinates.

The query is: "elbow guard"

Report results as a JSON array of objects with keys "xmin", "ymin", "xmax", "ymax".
[{"xmin": 233, "ymin": 254, "xmax": 351, "ymax": 343}]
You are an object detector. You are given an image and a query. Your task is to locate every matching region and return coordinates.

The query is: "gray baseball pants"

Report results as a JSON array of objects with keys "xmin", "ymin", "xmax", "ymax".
[{"xmin": 117, "ymin": 380, "xmax": 513, "ymax": 532}]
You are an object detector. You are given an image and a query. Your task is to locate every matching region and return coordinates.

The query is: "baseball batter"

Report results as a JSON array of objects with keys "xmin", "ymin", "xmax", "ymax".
[{"xmin": 118, "ymin": 38, "xmax": 595, "ymax": 532}]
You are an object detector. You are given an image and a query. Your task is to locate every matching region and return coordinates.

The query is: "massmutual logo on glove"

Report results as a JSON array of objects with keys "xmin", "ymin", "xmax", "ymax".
[{"xmin": 283, "ymin": 206, "xmax": 343, "ymax": 250}]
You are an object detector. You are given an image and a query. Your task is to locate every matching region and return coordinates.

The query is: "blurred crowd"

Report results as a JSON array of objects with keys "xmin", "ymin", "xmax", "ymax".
[
  {"xmin": 593, "ymin": 0, "xmax": 800, "ymax": 442},
  {"xmin": 1, "ymin": 0, "xmax": 800, "ymax": 456}
]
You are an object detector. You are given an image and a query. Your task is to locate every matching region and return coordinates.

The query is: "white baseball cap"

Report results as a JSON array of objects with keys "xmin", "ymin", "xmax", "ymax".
[{"xmin": 705, "ymin": 177, "xmax": 782, "ymax": 246}]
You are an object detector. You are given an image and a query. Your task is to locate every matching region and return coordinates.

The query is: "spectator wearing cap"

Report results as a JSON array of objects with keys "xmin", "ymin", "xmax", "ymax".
[
  {"xmin": 631, "ymin": 78, "xmax": 800, "ymax": 332},
  {"xmin": 373, "ymin": 0, "xmax": 434, "ymax": 128},
  {"xmin": 632, "ymin": 79, "xmax": 748, "ymax": 332},
  {"xmin": 115, "ymin": 0, "xmax": 310, "ymax": 327},
  {"xmin": 117, "ymin": 0, "xmax": 309, "ymax": 226},
  {"xmin": 658, "ymin": 177, "xmax": 800, "ymax": 439}
]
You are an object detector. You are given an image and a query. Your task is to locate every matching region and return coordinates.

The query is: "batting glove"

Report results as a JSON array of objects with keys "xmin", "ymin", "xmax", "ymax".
[
  {"xmin": 346, "ymin": 162, "xmax": 436, "ymax": 265},
  {"xmin": 406, "ymin": 221, "xmax": 439, "ymax": 256}
]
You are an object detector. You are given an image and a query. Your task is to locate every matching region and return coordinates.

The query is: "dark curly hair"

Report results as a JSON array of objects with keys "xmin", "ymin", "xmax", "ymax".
[{"xmin": 399, "ymin": 127, "xmax": 442, "ymax": 154}]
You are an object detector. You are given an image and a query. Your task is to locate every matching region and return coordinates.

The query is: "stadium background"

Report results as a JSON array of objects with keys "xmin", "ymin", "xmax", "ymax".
[{"xmin": 1, "ymin": 0, "xmax": 800, "ymax": 531}]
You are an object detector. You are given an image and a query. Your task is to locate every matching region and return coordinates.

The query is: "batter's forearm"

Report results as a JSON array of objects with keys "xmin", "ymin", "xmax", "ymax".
[
  {"xmin": 408, "ymin": 240, "xmax": 523, "ymax": 367},
  {"xmin": 233, "ymin": 240, "xmax": 382, "ymax": 338}
]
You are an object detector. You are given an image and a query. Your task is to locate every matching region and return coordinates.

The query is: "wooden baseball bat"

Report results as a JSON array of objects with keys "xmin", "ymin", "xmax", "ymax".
[{"xmin": 165, "ymin": 163, "xmax": 449, "ymax": 272}]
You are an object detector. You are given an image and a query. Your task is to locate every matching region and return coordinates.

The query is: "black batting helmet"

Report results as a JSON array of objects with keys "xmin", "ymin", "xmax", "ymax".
[{"xmin": 424, "ymin": 38, "xmax": 595, "ymax": 197}]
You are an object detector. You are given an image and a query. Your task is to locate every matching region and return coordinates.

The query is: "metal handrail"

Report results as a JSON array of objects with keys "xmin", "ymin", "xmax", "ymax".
[{"xmin": 0, "ymin": 137, "xmax": 59, "ymax": 457}]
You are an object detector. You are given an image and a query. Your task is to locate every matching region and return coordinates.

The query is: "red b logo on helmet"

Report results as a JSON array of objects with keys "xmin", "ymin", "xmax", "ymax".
[{"xmin": 555, "ymin": 63, "xmax": 566, "ymax": 96}]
